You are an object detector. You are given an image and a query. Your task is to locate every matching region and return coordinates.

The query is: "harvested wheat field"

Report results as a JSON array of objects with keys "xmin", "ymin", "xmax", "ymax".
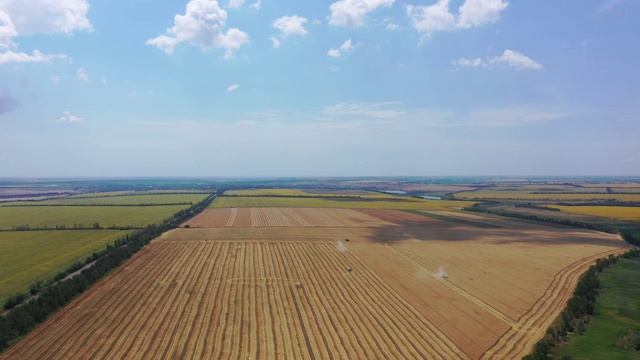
[{"xmin": 2, "ymin": 208, "xmax": 631, "ymax": 360}]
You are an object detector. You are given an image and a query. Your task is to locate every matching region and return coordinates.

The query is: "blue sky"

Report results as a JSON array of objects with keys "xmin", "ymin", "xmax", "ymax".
[{"xmin": 0, "ymin": 0, "xmax": 638, "ymax": 177}]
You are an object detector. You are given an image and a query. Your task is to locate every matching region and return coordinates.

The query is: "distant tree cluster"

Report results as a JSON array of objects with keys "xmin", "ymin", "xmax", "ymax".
[{"xmin": 514, "ymin": 203, "xmax": 561, "ymax": 211}]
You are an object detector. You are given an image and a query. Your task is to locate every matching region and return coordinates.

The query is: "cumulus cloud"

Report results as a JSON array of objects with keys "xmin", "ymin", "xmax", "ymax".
[
  {"xmin": 458, "ymin": 0, "xmax": 509, "ymax": 28},
  {"xmin": 0, "ymin": 1, "xmax": 90, "ymax": 64},
  {"xmin": 0, "ymin": 50, "xmax": 68, "ymax": 65},
  {"xmin": 407, "ymin": 0, "xmax": 508, "ymax": 41},
  {"xmin": 272, "ymin": 15, "xmax": 309, "ymax": 36},
  {"xmin": 406, "ymin": 1, "xmax": 456, "ymax": 33},
  {"xmin": 228, "ymin": 0, "xmax": 244, "ymax": 8},
  {"xmin": 269, "ymin": 37, "xmax": 280, "ymax": 48},
  {"xmin": 75, "ymin": 67, "xmax": 89, "ymax": 82},
  {"xmin": 489, "ymin": 49, "xmax": 541, "ymax": 69},
  {"xmin": 57, "ymin": 111, "xmax": 83, "ymax": 123},
  {"xmin": 50, "ymin": 75, "xmax": 65, "ymax": 83},
  {"xmin": 0, "ymin": 89, "xmax": 19, "ymax": 115},
  {"xmin": 324, "ymin": 101, "xmax": 405, "ymax": 119},
  {"xmin": 227, "ymin": 84, "xmax": 240, "ymax": 91},
  {"xmin": 329, "ymin": 0, "xmax": 395, "ymax": 28},
  {"xmin": 0, "ymin": 0, "xmax": 92, "ymax": 36},
  {"xmin": 327, "ymin": 39, "xmax": 355, "ymax": 57},
  {"xmin": 146, "ymin": 0, "xmax": 249, "ymax": 59},
  {"xmin": 453, "ymin": 49, "xmax": 541, "ymax": 70}
]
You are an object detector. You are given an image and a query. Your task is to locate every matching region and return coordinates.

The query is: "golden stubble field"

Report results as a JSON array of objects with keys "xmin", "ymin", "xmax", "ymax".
[{"xmin": 2, "ymin": 208, "xmax": 630, "ymax": 360}]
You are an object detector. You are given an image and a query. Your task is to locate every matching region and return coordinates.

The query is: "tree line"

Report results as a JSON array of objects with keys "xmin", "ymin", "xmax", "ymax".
[
  {"xmin": 523, "ymin": 249, "xmax": 640, "ymax": 360},
  {"xmin": 0, "ymin": 194, "xmax": 215, "ymax": 351}
]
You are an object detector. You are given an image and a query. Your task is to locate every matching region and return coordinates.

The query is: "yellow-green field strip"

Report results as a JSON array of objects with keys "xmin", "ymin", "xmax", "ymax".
[
  {"xmin": 0, "ymin": 205, "xmax": 188, "ymax": 230},
  {"xmin": 0, "ymin": 230, "xmax": 132, "ymax": 304}
]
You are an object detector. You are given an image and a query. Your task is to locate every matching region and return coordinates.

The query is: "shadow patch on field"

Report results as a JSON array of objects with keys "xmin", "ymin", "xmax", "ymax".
[
  {"xmin": 369, "ymin": 224, "xmax": 487, "ymax": 243},
  {"xmin": 369, "ymin": 223, "xmax": 627, "ymax": 248}
]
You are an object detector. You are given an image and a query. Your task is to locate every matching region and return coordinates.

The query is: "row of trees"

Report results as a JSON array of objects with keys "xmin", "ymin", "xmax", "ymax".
[
  {"xmin": 524, "ymin": 249, "xmax": 640, "ymax": 359},
  {"xmin": 0, "ymin": 194, "xmax": 215, "ymax": 351},
  {"xmin": 10, "ymin": 223, "xmax": 140, "ymax": 231}
]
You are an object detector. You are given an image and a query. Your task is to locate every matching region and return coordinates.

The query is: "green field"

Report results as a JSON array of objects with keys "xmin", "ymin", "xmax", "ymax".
[
  {"xmin": 553, "ymin": 257, "xmax": 640, "ymax": 360},
  {"xmin": 212, "ymin": 195, "xmax": 473, "ymax": 210},
  {"xmin": 0, "ymin": 194, "xmax": 209, "ymax": 206},
  {"xmin": 0, "ymin": 230, "xmax": 131, "ymax": 305},
  {"xmin": 0, "ymin": 205, "xmax": 188, "ymax": 230},
  {"xmin": 65, "ymin": 190, "xmax": 212, "ymax": 198}
]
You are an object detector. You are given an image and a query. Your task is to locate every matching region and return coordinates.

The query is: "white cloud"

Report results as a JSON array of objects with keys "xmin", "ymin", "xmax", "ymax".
[
  {"xmin": 0, "ymin": 11, "xmax": 17, "ymax": 50},
  {"xmin": 452, "ymin": 57, "xmax": 486, "ymax": 68},
  {"xmin": 327, "ymin": 39, "xmax": 356, "ymax": 58},
  {"xmin": 228, "ymin": 0, "xmax": 244, "ymax": 8},
  {"xmin": 272, "ymin": 15, "xmax": 308, "ymax": 36},
  {"xmin": 227, "ymin": 84, "xmax": 240, "ymax": 91},
  {"xmin": 0, "ymin": 1, "xmax": 90, "ymax": 65},
  {"xmin": 75, "ymin": 67, "xmax": 89, "ymax": 82},
  {"xmin": 0, "ymin": 50, "xmax": 67, "ymax": 65},
  {"xmin": 453, "ymin": 49, "xmax": 541, "ymax": 70},
  {"xmin": 341, "ymin": 39, "xmax": 354, "ymax": 52},
  {"xmin": 146, "ymin": 0, "xmax": 249, "ymax": 59},
  {"xmin": 50, "ymin": 75, "xmax": 65, "ymax": 83},
  {"xmin": 329, "ymin": 0, "xmax": 395, "ymax": 28},
  {"xmin": 406, "ymin": 1, "xmax": 456, "ymax": 32},
  {"xmin": 458, "ymin": 0, "xmax": 509, "ymax": 28},
  {"xmin": 250, "ymin": 0, "xmax": 262, "ymax": 10},
  {"xmin": 327, "ymin": 48, "xmax": 341, "ymax": 57},
  {"xmin": 57, "ymin": 111, "xmax": 83, "ymax": 123},
  {"xmin": 489, "ymin": 49, "xmax": 541, "ymax": 69},
  {"xmin": 407, "ymin": 0, "xmax": 508, "ymax": 41},
  {"xmin": 270, "ymin": 37, "xmax": 280, "ymax": 48},
  {"xmin": 324, "ymin": 101, "xmax": 405, "ymax": 119},
  {"xmin": 0, "ymin": 0, "xmax": 92, "ymax": 36}
]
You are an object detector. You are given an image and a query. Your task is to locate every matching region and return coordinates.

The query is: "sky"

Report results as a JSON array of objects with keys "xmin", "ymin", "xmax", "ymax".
[{"xmin": 0, "ymin": 0, "xmax": 639, "ymax": 177}]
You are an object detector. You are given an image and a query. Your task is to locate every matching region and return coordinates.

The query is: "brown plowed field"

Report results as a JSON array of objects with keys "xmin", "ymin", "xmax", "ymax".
[
  {"xmin": 2, "ymin": 209, "xmax": 631, "ymax": 359},
  {"xmin": 186, "ymin": 208, "xmax": 392, "ymax": 228}
]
